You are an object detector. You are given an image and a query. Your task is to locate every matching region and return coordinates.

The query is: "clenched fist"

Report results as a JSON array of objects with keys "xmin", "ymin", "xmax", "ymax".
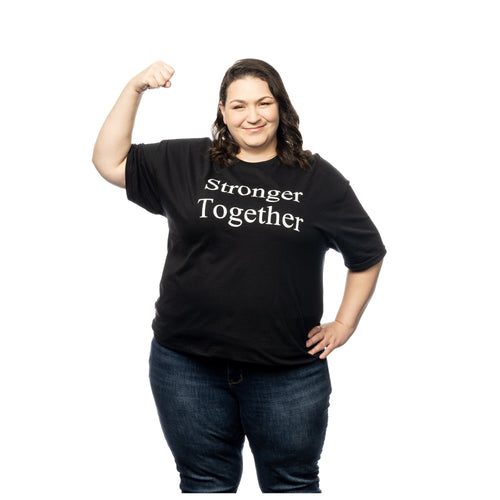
[{"xmin": 128, "ymin": 61, "xmax": 175, "ymax": 94}]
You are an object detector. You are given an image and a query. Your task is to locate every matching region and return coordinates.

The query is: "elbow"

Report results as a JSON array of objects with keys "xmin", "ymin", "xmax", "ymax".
[
  {"xmin": 91, "ymin": 147, "xmax": 105, "ymax": 174},
  {"xmin": 91, "ymin": 150, "xmax": 99, "ymax": 169},
  {"xmin": 91, "ymin": 147, "xmax": 127, "ymax": 188},
  {"xmin": 91, "ymin": 154, "xmax": 107, "ymax": 181}
]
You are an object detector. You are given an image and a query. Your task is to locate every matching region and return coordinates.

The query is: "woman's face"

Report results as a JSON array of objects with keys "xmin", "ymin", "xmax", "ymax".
[{"xmin": 220, "ymin": 76, "xmax": 279, "ymax": 161}]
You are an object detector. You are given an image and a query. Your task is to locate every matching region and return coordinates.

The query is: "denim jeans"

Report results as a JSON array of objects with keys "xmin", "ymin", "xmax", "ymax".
[{"xmin": 149, "ymin": 338, "xmax": 331, "ymax": 493}]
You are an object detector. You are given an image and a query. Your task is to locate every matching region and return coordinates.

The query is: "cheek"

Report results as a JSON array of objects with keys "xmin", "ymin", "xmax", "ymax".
[
  {"xmin": 227, "ymin": 113, "xmax": 244, "ymax": 128},
  {"xmin": 265, "ymin": 108, "xmax": 280, "ymax": 123}
]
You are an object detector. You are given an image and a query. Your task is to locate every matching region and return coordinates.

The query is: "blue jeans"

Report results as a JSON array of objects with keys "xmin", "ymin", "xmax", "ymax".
[{"xmin": 149, "ymin": 338, "xmax": 331, "ymax": 493}]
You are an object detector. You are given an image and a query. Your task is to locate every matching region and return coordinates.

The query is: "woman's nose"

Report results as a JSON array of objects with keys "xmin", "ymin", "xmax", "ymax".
[{"xmin": 246, "ymin": 106, "xmax": 260, "ymax": 123}]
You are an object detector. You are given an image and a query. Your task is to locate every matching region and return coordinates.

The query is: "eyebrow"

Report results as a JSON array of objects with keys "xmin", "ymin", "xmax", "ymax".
[{"xmin": 229, "ymin": 96, "xmax": 275, "ymax": 104}]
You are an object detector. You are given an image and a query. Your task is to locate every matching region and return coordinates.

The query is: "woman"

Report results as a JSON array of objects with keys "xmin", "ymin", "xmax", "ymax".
[{"xmin": 92, "ymin": 59, "xmax": 386, "ymax": 493}]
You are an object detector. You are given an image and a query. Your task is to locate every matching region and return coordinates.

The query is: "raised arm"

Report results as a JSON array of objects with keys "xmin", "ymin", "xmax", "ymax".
[{"xmin": 91, "ymin": 61, "xmax": 175, "ymax": 188}]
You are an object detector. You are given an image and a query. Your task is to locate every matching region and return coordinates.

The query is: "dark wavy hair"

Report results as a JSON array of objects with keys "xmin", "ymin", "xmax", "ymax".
[{"xmin": 209, "ymin": 59, "xmax": 312, "ymax": 170}]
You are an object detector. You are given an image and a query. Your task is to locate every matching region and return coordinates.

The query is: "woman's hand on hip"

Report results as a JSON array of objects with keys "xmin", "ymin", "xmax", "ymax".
[
  {"xmin": 128, "ymin": 61, "xmax": 175, "ymax": 94},
  {"xmin": 306, "ymin": 321, "xmax": 355, "ymax": 359}
]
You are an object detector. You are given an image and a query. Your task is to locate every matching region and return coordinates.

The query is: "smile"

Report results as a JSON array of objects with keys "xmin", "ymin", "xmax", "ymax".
[{"xmin": 244, "ymin": 125, "xmax": 265, "ymax": 132}]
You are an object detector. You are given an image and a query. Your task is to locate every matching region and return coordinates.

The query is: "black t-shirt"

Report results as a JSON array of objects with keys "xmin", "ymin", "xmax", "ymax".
[{"xmin": 125, "ymin": 138, "xmax": 386, "ymax": 366}]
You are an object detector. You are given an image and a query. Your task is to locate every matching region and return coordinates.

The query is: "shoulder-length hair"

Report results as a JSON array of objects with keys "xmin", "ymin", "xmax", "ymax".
[{"xmin": 209, "ymin": 58, "xmax": 312, "ymax": 170}]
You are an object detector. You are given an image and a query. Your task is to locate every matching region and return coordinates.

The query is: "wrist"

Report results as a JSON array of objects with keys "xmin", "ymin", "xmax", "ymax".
[
  {"xmin": 123, "ymin": 80, "xmax": 146, "ymax": 98},
  {"xmin": 332, "ymin": 318, "xmax": 356, "ymax": 336}
]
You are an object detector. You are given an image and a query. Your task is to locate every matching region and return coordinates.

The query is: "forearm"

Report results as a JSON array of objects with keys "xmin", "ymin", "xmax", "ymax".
[
  {"xmin": 92, "ymin": 84, "xmax": 142, "ymax": 177},
  {"xmin": 335, "ymin": 259, "xmax": 384, "ymax": 334},
  {"xmin": 306, "ymin": 259, "xmax": 384, "ymax": 358}
]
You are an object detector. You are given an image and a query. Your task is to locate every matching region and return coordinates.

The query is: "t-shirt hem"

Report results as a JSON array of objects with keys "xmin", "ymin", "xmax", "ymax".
[{"xmin": 152, "ymin": 333, "xmax": 320, "ymax": 367}]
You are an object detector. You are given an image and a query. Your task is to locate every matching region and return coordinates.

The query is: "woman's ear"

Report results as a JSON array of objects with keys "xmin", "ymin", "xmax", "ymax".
[{"xmin": 219, "ymin": 101, "xmax": 226, "ymax": 124}]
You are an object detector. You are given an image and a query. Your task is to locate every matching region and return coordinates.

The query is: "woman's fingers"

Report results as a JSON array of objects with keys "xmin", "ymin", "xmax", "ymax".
[
  {"xmin": 159, "ymin": 65, "xmax": 175, "ymax": 87},
  {"xmin": 306, "ymin": 325, "xmax": 324, "ymax": 348},
  {"xmin": 307, "ymin": 321, "xmax": 355, "ymax": 358},
  {"xmin": 131, "ymin": 61, "xmax": 175, "ymax": 93}
]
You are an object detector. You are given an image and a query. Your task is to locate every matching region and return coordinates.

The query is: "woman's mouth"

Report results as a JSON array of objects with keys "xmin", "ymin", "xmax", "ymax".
[{"xmin": 244, "ymin": 125, "xmax": 265, "ymax": 132}]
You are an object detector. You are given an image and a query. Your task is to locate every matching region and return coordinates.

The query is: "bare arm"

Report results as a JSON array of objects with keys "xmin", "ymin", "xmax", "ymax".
[
  {"xmin": 306, "ymin": 259, "xmax": 384, "ymax": 359},
  {"xmin": 91, "ymin": 61, "xmax": 175, "ymax": 188}
]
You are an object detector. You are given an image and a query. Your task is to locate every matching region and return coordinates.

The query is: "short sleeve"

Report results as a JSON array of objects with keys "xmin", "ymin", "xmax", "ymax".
[
  {"xmin": 312, "ymin": 156, "xmax": 386, "ymax": 271},
  {"xmin": 326, "ymin": 185, "xmax": 386, "ymax": 271},
  {"xmin": 125, "ymin": 142, "xmax": 165, "ymax": 215}
]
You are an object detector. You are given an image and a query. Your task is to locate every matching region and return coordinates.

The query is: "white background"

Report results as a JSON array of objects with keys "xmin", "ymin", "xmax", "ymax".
[{"xmin": 1, "ymin": 0, "xmax": 499, "ymax": 498}]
